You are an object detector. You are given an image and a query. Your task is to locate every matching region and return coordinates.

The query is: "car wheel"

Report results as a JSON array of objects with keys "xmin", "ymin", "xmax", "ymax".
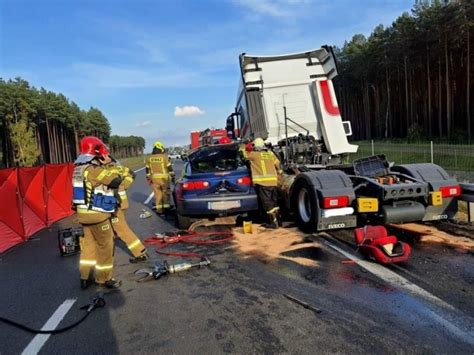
[
  {"xmin": 175, "ymin": 213, "xmax": 192, "ymax": 230},
  {"xmin": 291, "ymin": 179, "xmax": 319, "ymax": 232}
]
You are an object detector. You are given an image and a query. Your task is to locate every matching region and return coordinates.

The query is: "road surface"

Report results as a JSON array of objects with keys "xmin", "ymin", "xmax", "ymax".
[{"xmin": 0, "ymin": 161, "xmax": 473, "ymax": 354}]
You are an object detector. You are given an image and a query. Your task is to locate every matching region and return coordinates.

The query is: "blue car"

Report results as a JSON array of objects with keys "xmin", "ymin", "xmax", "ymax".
[{"xmin": 173, "ymin": 143, "xmax": 258, "ymax": 229}]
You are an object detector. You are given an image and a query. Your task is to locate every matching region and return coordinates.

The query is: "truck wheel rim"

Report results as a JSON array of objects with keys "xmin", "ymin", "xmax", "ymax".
[{"xmin": 298, "ymin": 188, "xmax": 311, "ymax": 223}]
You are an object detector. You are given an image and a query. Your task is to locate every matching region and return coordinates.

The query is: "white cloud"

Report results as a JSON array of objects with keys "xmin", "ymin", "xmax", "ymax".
[
  {"xmin": 174, "ymin": 106, "xmax": 205, "ymax": 117},
  {"xmin": 135, "ymin": 120, "xmax": 151, "ymax": 127},
  {"xmin": 232, "ymin": 0, "xmax": 310, "ymax": 18}
]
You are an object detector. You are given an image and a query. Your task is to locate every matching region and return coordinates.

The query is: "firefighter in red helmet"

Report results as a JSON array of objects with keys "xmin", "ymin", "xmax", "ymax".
[{"xmin": 72, "ymin": 136, "xmax": 123, "ymax": 289}]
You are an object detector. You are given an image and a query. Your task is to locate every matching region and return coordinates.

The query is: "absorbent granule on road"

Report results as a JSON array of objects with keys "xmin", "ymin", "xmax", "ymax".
[
  {"xmin": 231, "ymin": 225, "xmax": 321, "ymax": 267},
  {"xmin": 391, "ymin": 223, "xmax": 474, "ymax": 253}
]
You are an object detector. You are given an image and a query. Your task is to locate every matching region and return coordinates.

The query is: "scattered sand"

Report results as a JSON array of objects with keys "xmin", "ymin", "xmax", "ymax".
[
  {"xmin": 231, "ymin": 224, "xmax": 320, "ymax": 267},
  {"xmin": 189, "ymin": 216, "xmax": 237, "ymax": 231},
  {"xmin": 391, "ymin": 223, "xmax": 474, "ymax": 252}
]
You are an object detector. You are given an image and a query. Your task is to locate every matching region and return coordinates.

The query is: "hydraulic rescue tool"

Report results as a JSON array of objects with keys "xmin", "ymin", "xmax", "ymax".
[{"xmin": 134, "ymin": 257, "xmax": 211, "ymax": 282}]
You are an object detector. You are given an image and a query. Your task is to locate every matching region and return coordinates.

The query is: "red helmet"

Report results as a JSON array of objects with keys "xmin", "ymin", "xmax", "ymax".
[
  {"xmin": 218, "ymin": 136, "xmax": 232, "ymax": 144},
  {"xmin": 80, "ymin": 136, "xmax": 109, "ymax": 157}
]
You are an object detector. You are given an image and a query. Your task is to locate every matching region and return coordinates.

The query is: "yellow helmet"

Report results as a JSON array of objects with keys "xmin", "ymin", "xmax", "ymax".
[
  {"xmin": 153, "ymin": 141, "xmax": 164, "ymax": 152},
  {"xmin": 253, "ymin": 137, "xmax": 265, "ymax": 150}
]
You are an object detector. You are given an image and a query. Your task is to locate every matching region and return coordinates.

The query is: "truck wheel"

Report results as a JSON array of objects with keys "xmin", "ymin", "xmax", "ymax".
[
  {"xmin": 292, "ymin": 179, "xmax": 319, "ymax": 232},
  {"xmin": 175, "ymin": 214, "xmax": 192, "ymax": 230}
]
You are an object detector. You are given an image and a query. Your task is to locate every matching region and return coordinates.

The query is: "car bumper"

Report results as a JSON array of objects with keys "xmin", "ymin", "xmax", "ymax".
[{"xmin": 177, "ymin": 194, "xmax": 258, "ymax": 217}]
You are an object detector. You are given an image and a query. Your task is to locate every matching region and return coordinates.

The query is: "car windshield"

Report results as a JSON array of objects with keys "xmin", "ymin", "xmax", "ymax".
[{"xmin": 188, "ymin": 145, "xmax": 243, "ymax": 173}]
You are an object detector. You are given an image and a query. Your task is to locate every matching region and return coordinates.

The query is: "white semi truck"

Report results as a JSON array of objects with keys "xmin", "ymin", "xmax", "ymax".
[{"xmin": 226, "ymin": 47, "xmax": 461, "ymax": 231}]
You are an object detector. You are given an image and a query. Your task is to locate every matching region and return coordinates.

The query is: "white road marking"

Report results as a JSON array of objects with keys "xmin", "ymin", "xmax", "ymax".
[
  {"xmin": 144, "ymin": 192, "xmax": 154, "ymax": 204},
  {"xmin": 133, "ymin": 167, "xmax": 146, "ymax": 173},
  {"xmin": 22, "ymin": 299, "xmax": 77, "ymax": 355},
  {"xmin": 323, "ymin": 239, "xmax": 474, "ymax": 345}
]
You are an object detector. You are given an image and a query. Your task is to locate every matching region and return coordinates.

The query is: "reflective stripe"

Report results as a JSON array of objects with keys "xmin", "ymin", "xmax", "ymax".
[
  {"xmin": 153, "ymin": 173, "xmax": 169, "ymax": 178},
  {"xmin": 129, "ymin": 239, "xmax": 142, "ymax": 250},
  {"xmin": 267, "ymin": 207, "xmax": 280, "ymax": 214},
  {"xmin": 76, "ymin": 206, "xmax": 98, "ymax": 214},
  {"xmin": 253, "ymin": 176, "xmax": 278, "ymax": 182},
  {"xmin": 118, "ymin": 191, "xmax": 127, "ymax": 196},
  {"xmin": 95, "ymin": 264, "xmax": 113, "ymax": 270},
  {"xmin": 80, "ymin": 260, "xmax": 96, "ymax": 266},
  {"xmin": 96, "ymin": 169, "xmax": 109, "ymax": 181},
  {"xmin": 111, "ymin": 217, "xmax": 119, "ymax": 223}
]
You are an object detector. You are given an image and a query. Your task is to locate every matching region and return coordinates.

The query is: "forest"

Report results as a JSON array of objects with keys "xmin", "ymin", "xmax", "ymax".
[
  {"xmin": 0, "ymin": 78, "xmax": 145, "ymax": 167},
  {"xmin": 334, "ymin": 0, "xmax": 473, "ymax": 143}
]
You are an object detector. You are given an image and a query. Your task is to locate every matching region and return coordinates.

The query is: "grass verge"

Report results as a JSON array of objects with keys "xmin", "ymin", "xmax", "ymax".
[{"xmin": 118, "ymin": 156, "xmax": 145, "ymax": 171}]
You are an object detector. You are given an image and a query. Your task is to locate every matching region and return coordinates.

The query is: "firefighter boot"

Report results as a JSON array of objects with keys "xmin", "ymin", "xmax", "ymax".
[
  {"xmin": 129, "ymin": 252, "xmax": 148, "ymax": 264},
  {"xmin": 99, "ymin": 278, "xmax": 122, "ymax": 289},
  {"xmin": 266, "ymin": 208, "xmax": 280, "ymax": 229}
]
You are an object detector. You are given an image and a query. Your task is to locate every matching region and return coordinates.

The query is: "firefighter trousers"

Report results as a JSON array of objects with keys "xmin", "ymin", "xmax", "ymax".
[
  {"xmin": 111, "ymin": 209, "xmax": 146, "ymax": 257},
  {"xmin": 255, "ymin": 185, "xmax": 280, "ymax": 223},
  {"xmin": 152, "ymin": 177, "xmax": 171, "ymax": 212},
  {"xmin": 79, "ymin": 219, "xmax": 115, "ymax": 284}
]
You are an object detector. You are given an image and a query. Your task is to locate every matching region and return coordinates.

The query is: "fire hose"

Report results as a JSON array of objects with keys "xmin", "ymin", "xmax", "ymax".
[
  {"xmin": 143, "ymin": 230, "xmax": 235, "ymax": 259},
  {"xmin": 135, "ymin": 230, "xmax": 234, "ymax": 282},
  {"xmin": 0, "ymin": 294, "xmax": 105, "ymax": 334}
]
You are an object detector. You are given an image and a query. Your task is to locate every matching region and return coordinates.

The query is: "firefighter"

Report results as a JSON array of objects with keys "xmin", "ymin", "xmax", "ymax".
[
  {"xmin": 244, "ymin": 137, "xmax": 282, "ymax": 228},
  {"xmin": 110, "ymin": 163, "xmax": 148, "ymax": 263},
  {"xmin": 145, "ymin": 141, "xmax": 175, "ymax": 214},
  {"xmin": 73, "ymin": 136, "xmax": 123, "ymax": 289}
]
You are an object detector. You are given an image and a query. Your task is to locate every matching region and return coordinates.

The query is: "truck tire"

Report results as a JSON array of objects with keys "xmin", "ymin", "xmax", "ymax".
[{"xmin": 291, "ymin": 178, "xmax": 319, "ymax": 232}]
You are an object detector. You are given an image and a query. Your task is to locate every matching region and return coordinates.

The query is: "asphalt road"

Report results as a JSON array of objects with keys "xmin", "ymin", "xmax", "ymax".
[{"xmin": 0, "ymin": 161, "xmax": 473, "ymax": 354}]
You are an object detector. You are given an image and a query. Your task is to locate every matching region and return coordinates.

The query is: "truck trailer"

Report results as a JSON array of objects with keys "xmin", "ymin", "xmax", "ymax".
[{"xmin": 226, "ymin": 46, "xmax": 461, "ymax": 231}]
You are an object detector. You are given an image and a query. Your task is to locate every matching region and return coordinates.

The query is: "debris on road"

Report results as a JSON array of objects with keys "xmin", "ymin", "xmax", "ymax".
[
  {"xmin": 283, "ymin": 294, "xmax": 322, "ymax": 314},
  {"xmin": 354, "ymin": 225, "xmax": 411, "ymax": 264},
  {"xmin": 390, "ymin": 223, "xmax": 474, "ymax": 252},
  {"xmin": 188, "ymin": 216, "xmax": 236, "ymax": 231},
  {"xmin": 139, "ymin": 209, "xmax": 153, "ymax": 219},
  {"xmin": 232, "ymin": 225, "xmax": 321, "ymax": 267}
]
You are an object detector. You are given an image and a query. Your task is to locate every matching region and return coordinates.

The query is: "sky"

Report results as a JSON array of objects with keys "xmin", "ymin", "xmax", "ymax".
[{"xmin": 0, "ymin": 0, "xmax": 414, "ymax": 149}]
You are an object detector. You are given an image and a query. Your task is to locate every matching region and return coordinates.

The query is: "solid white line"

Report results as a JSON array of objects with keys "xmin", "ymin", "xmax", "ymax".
[
  {"xmin": 144, "ymin": 192, "xmax": 154, "ymax": 204},
  {"xmin": 22, "ymin": 299, "xmax": 77, "ymax": 355},
  {"xmin": 323, "ymin": 240, "xmax": 474, "ymax": 345},
  {"xmin": 134, "ymin": 167, "xmax": 146, "ymax": 173}
]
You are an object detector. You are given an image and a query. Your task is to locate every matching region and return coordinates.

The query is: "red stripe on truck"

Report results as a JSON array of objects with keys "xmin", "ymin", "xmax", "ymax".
[{"xmin": 320, "ymin": 80, "xmax": 340, "ymax": 116}]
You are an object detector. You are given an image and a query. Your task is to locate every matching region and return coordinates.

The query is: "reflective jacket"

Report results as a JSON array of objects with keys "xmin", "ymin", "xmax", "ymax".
[
  {"xmin": 245, "ymin": 150, "xmax": 281, "ymax": 187},
  {"xmin": 145, "ymin": 154, "xmax": 172, "ymax": 180},
  {"xmin": 72, "ymin": 163, "xmax": 123, "ymax": 224},
  {"xmin": 115, "ymin": 164, "xmax": 134, "ymax": 210}
]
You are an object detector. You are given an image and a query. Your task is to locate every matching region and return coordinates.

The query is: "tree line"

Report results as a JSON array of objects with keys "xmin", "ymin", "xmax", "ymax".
[
  {"xmin": 0, "ymin": 78, "xmax": 145, "ymax": 167},
  {"xmin": 109, "ymin": 135, "xmax": 145, "ymax": 159},
  {"xmin": 334, "ymin": 0, "xmax": 473, "ymax": 143}
]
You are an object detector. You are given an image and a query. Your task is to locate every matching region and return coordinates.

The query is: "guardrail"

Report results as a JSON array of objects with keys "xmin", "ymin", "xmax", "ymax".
[{"xmin": 460, "ymin": 183, "xmax": 474, "ymax": 224}]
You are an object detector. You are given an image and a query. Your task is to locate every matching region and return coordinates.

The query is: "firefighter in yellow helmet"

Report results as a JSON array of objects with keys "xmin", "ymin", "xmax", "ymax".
[
  {"xmin": 244, "ymin": 137, "xmax": 282, "ymax": 228},
  {"xmin": 145, "ymin": 141, "xmax": 175, "ymax": 214},
  {"xmin": 72, "ymin": 136, "xmax": 123, "ymax": 289},
  {"xmin": 109, "ymin": 163, "xmax": 148, "ymax": 263}
]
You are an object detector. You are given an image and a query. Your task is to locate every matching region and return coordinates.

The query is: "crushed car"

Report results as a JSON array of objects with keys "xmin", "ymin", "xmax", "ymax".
[{"xmin": 173, "ymin": 143, "xmax": 258, "ymax": 229}]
